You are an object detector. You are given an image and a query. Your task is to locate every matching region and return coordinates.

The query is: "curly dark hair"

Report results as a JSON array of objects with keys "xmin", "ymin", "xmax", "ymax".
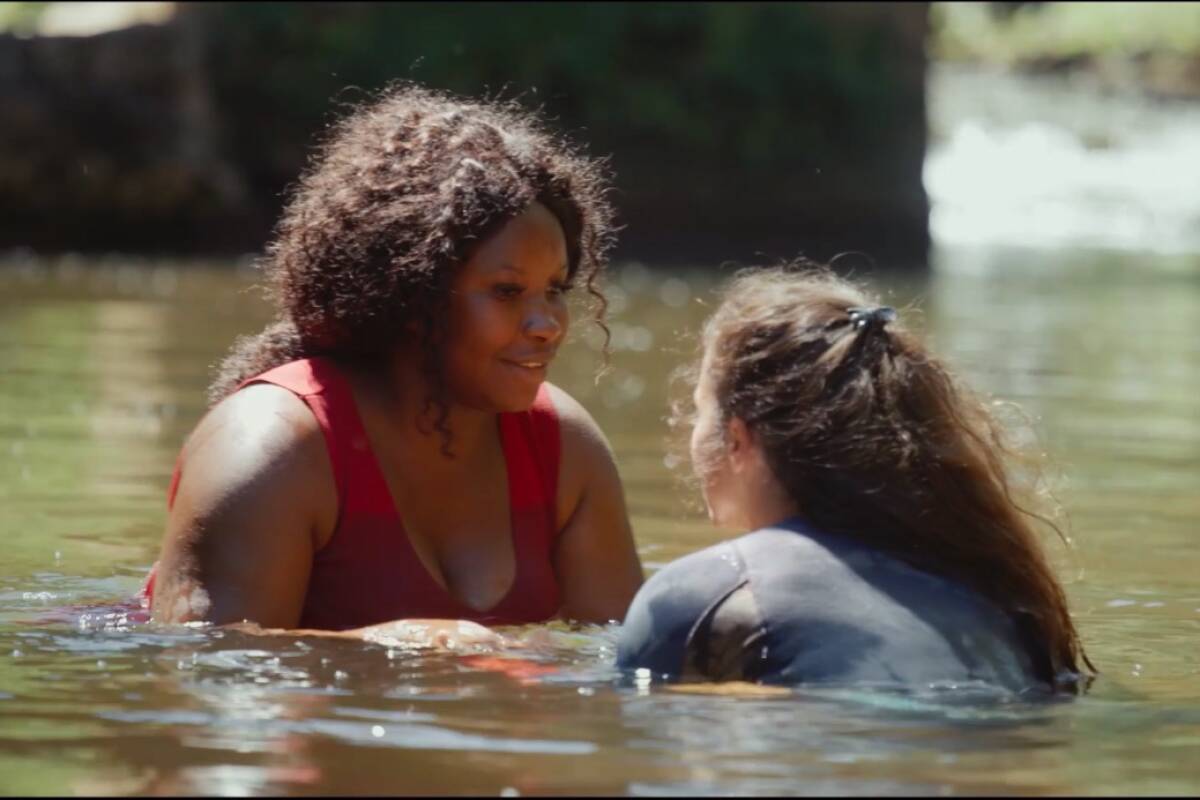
[{"xmin": 209, "ymin": 82, "xmax": 616, "ymax": 446}]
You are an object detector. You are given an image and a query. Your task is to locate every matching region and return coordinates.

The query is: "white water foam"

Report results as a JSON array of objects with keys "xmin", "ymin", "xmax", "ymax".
[{"xmin": 925, "ymin": 65, "xmax": 1200, "ymax": 256}]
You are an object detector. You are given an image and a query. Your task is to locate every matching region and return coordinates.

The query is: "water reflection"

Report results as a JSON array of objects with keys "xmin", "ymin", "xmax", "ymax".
[{"xmin": 47, "ymin": 626, "xmax": 639, "ymax": 795}]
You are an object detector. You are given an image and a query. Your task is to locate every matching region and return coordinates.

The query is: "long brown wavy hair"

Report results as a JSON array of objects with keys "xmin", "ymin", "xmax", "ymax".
[
  {"xmin": 209, "ymin": 83, "xmax": 615, "ymax": 447},
  {"xmin": 683, "ymin": 264, "xmax": 1095, "ymax": 689}
]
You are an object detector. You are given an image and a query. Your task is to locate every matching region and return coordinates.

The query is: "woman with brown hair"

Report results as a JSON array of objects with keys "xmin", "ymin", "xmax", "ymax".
[
  {"xmin": 618, "ymin": 265, "xmax": 1094, "ymax": 692},
  {"xmin": 145, "ymin": 84, "xmax": 643, "ymax": 644}
]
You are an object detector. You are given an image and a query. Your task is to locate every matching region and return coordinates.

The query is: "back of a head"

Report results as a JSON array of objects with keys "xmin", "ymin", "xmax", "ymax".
[{"xmin": 696, "ymin": 263, "xmax": 1093, "ymax": 688}]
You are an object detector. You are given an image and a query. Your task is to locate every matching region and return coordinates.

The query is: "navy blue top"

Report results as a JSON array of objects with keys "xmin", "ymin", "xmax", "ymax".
[{"xmin": 617, "ymin": 518, "xmax": 1053, "ymax": 691}]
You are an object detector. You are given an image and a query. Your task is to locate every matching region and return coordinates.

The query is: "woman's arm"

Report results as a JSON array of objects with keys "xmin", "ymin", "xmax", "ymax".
[
  {"xmin": 152, "ymin": 385, "xmax": 507, "ymax": 650},
  {"xmin": 150, "ymin": 384, "xmax": 338, "ymax": 627},
  {"xmin": 546, "ymin": 384, "xmax": 644, "ymax": 623}
]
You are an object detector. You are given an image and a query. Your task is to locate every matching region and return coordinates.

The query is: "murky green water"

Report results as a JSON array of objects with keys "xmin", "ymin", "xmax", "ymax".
[{"xmin": 1, "ymin": 242, "xmax": 1198, "ymax": 795}]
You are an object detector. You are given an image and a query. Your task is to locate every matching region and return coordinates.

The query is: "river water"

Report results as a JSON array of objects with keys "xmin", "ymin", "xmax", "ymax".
[{"xmin": 0, "ymin": 66, "xmax": 1198, "ymax": 794}]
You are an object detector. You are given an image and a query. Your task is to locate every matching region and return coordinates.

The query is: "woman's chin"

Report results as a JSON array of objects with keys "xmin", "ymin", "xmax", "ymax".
[
  {"xmin": 499, "ymin": 385, "xmax": 542, "ymax": 413},
  {"xmin": 454, "ymin": 382, "xmax": 541, "ymax": 414},
  {"xmin": 482, "ymin": 389, "xmax": 541, "ymax": 415}
]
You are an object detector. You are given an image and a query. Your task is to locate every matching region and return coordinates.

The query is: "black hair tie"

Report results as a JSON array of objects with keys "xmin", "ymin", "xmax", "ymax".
[{"xmin": 847, "ymin": 306, "xmax": 896, "ymax": 331}]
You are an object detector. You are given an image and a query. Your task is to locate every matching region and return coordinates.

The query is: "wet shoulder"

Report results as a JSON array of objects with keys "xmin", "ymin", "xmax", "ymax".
[
  {"xmin": 183, "ymin": 383, "xmax": 325, "ymax": 468},
  {"xmin": 616, "ymin": 541, "xmax": 747, "ymax": 676},
  {"xmin": 543, "ymin": 382, "xmax": 613, "ymax": 521},
  {"xmin": 731, "ymin": 521, "xmax": 1045, "ymax": 690},
  {"xmin": 175, "ymin": 383, "xmax": 338, "ymax": 538},
  {"xmin": 544, "ymin": 383, "xmax": 609, "ymax": 465},
  {"xmin": 732, "ymin": 522, "xmax": 991, "ymax": 604}
]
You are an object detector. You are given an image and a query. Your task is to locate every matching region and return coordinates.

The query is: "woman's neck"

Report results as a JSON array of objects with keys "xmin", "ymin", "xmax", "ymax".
[
  {"xmin": 348, "ymin": 348, "xmax": 494, "ymax": 465},
  {"xmin": 728, "ymin": 440, "xmax": 801, "ymax": 533},
  {"xmin": 738, "ymin": 482, "xmax": 800, "ymax": 533}
]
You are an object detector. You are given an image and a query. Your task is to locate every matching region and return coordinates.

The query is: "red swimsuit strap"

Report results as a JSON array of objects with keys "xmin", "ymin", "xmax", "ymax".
[
  {"xmin": 245, "ymin": 357, "xmax": 559, "ymax": 522},
  {"xmin": 499, "ymin": 385, "xmax": 561, "ymax": 530},
  {"xmin": 164, "ymin": 357, "xmax": 352, "ymax": 511},
  {"xmin": 151, "ymin": 357, "xmax": 562, "ymax": 624}
]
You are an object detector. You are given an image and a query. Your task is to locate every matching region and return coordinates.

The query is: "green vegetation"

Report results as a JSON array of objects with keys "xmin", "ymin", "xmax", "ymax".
[
  {"xmin": 204, "ymin": 3, "xmax": 911, "ymax": 169},
  {"xmin": 0, "ymin": 2, "xmax": 930, "ymax": 261},
  {"xmin": 193, "ymin": 2, "xmax": 927, "ymax": 260},
  {"xmin": 0, "ymin": 1, "xmax": 50, "ymax": 35},
  {"xmin": 933, "ymin": 1, "xmax": 1200, "ymax": 63}
]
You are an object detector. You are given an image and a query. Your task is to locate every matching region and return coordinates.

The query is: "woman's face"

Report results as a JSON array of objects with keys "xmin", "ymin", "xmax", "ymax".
[
  {"xmin": 691, "ymin": 343, "xmax": 796, "ymax": 532},
  {"xmin": 443, "ymin": 201, "xmax": 571, "ymax": 412}
]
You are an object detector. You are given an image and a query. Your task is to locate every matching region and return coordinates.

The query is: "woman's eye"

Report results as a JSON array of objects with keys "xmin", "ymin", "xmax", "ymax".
[
  {"xmin": 493, "ymin": 283, "xmax": 524, "ymax": 299},
  {"xmin": 548, "ymin": 282, "xmax": 573, "ymax": 298}
]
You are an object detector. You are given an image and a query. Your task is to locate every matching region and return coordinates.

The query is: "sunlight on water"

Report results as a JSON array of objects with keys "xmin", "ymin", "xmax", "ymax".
[
  {"xmin": 1, "ymin": 66, "xmax": 1199, "ymax": 795},
  {"xmin": 2, "ymin": 246, "xmax": 1199, "ymax": 793}
]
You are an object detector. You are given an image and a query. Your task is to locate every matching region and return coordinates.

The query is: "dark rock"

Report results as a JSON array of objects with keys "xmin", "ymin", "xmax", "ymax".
[{"xmin": 0, "ymin": 3, "xmax": 931, "ymax": 267}]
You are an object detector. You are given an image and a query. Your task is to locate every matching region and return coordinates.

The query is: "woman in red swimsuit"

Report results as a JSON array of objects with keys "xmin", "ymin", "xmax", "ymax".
[{"xmin": 147, "ymin": 85, "xmax": 644, "ymax": 645}]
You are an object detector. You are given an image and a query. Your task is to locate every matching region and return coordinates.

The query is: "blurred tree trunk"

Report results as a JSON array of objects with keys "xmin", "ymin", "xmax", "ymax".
[
  {"xmin": 172, "ymin": 3, "xmax": 248, "ymax": 214},
  {"xmin": 0, "ymin": 2, "xmax": 933, "ymax": 266}
]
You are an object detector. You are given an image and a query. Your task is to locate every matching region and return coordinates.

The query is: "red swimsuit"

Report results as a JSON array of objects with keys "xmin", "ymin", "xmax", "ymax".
[{"xmin": 145, "ymin": 357, "xmax": 563, "ymax": 629}]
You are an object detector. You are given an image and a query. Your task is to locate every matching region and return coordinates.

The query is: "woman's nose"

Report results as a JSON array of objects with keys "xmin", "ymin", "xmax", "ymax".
[{"xmin": 523, "ymin": 303, "xmax": 564, "ymax": 343}]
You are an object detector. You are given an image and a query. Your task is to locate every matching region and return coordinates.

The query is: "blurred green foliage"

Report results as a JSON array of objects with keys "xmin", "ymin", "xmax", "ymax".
[
  {"xmin": 0, "ymin": 2, "xmax": 931, "ymax": 261},
  {"xmin": 0, "ymin": 1, "xmax": 50, "ymax": 35},
  {"xmin": 933, "ymin": 1, "xmax": 1200, "ymax": 63},
  {"xmin": 203, "ymin": 2, "xmax": 917, "ymax": 195}
]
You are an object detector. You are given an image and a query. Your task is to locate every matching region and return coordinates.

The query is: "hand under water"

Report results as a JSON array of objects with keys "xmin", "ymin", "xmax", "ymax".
[
  {"xmin": 354, "ymin": 618, "xmax": 508, "ymax": 651},
  {"xmin": 228, "ymin": 618, "xmax": 510, "ymax": 653}
]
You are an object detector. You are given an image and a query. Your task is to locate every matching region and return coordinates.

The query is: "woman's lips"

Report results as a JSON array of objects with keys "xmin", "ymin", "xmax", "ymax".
[{"xmin": 501, "ymin": 358, "xmax": 551, "ymax": 377}]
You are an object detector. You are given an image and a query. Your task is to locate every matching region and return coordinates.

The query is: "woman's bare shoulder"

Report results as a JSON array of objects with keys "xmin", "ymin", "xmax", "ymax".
[
  {"xmin": 154, "ymin": 382, "xmax": 339, "ymax": 626},
  {"xmin": 543, "ymin": 382, "xmax": 611, "ymax": 457},
  {"xmin": 174, "ymin": 382, "xmax": 337, "ymax": 527},
  {"xmin": 542, "ymin": 382, "xmax": 616, "ymax": 501},
  {"xmin": 183, "ymin": 383, "xmax": 322, "ymax": 461},
  {"xmin": 541, "ymin": 381, "xmax": 642, "ymax": 621}
]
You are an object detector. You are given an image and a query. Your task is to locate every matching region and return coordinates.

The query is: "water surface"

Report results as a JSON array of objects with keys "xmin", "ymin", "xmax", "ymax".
[
  {"xmin": 2, "ymin": 66, "xmax": 1200, "ymax": 795},
  {"xmin": 1, "ymin": 246, "xmax": 1198, "ymax": 795}
]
